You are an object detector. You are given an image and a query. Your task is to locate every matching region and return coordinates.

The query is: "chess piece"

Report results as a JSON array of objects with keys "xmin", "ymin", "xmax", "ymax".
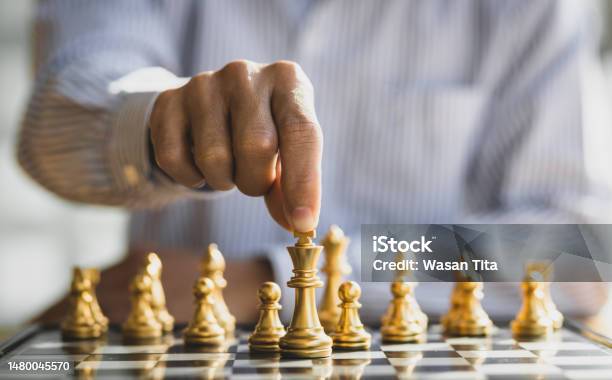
[
  {"xmin": 332, "ymin": 281, "xmax": 371, "ymax": 350},
  {"xmin": 61, "ymin": 268, "xmax": 104, "ymax": 339},
  {"xmin": 279, "ymin": 230, "xmax": 333, "ymax": 358},
  {"xmin": 542, "ymin": 282, "xmax": 563, "ymax": 329},
  {"xmin": 249, "ymin": 282, "xmax": 286, "ymax": 352},
  {"xmin": 381, "ymin": 281, "xmax": 426, "ymax": 343},
  {"xmin": 381, "ymin": 252, "xmax": 416, "ymax": 326},
  {"xmin": 511, "ymin": 280, "xmax": 554, "ymax": 337},
  {"xmin": 411, "ymin": 282, "xmax": 428, "ymax": 331},
  {"xmin": 525, "ymin": 262, "xmax": 564, "ymax": 330},
  {"xmin": 122, "ymin": 273, "xmax": 163, "ymax": 339},
  {"xmin": 144, "ymin": 253, "xmax": 175, "ymax": 333},
  {"xmin": 201, "ymin": 243, "xmax": 236, "ymax": 335},
  {"xmin": 444, "ymin": 282, "xmax": 493, "ymax": 336},
  {"xmin": 82, "ymin": 268, "xmax": 109, "ymax": 332},
  {"xmin": 184, "ymin": 277, "xmax": 225, "ymax": 346},
  {"xmin": 440, "ymin": 281, "xmax": 462, "ymax": 330},
  {"xmin": 318, "ymin": 225, "xmax": 352, "ymax": 333}
]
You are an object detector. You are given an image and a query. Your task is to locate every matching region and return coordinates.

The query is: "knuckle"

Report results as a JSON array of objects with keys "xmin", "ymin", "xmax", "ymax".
[
  {"xmin": 218, "ymin": 60, "xmax": 251, "ymax": 82},
  {"xmin": 270, "ymin": 60, "xmax": 301, "ymax": 75},
  {"xmin": 196, "ymin": 147, "xmax": 232, "ymax": 170},
  {"xmin": 217, "ymin": 60, "xmax": 261, "ymax": 96},
  {"xmin": 155, "ymin": 148, "xmax": 182, "ymax": 173},
  {"xmin": 235, "ymin": 176, "xmax": 272, "ymax": 197},
  {"xmin": 186, "ymin": 76, "xmax": 203, "ymax": 95},
  {"xmin": 236, "ymin": 131, "xmax": 278, "ymax": 159},
  {"xmin": 157, "ymin": 89, "xmax": 177, "ymax": 105},
  {"xmin": 268, "ymin": 60, "xmax": 311, "ymax": 87},
  {"xmin": 188, "ymin": 72, "xmax": 213, "ymax": 88},
  {"xmin": 151, "ymin": 90, "xmax": 176, "ymax": 118}
]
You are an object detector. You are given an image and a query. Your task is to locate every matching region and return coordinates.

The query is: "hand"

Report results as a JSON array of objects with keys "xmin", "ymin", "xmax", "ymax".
[{"xmin": 150, "ymin": 60, "xmax": 323, "ymax": 232}]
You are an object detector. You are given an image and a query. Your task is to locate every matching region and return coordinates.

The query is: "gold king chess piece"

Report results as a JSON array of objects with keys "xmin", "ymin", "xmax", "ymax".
[
  {"xmin": 249, "ymin": 282, "xmax": 286, "ymax": 352},
  {"xmin": 122, "ymin": 272, "xmax": 163, "ymax": 339},
  {"xmin": 202, "ymin": 243, "xmax": 236, "ymax": 335},
  {"xmin": 144, "ymin": 253, "xmax": 174, "ymax": 333},
  {"xmin": 444, "ymin": 281, "xmax": 493, "ymax": 336},
  {"xmin": 381, "ymin": 281, "xmax": 426, "ymax": 343},
  {"xmin": 511, "ymin": 280, "xmax": 553, "ymax": 337},
  {"xmin": 279, "ymin": 230, "xmax": 333, "ymax": 358},
  {"xmin": 318, "ymin": 225, "xmax": 352, "ymax": 333},
  {"xmin": 332, "ymin": 281, "xmax": 371, "ymax": 350},
  {"xmin": 61, "ymin": 267, "xmax": 105, "ymax": 339},
  {"xmin": 184, "ymin": 277, "xmax": 225, "ymax": 346}
]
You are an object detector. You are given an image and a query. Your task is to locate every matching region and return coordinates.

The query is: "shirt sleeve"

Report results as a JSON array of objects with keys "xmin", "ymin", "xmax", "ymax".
[
  {"xmin": 465, "ymin": 0, "xmax": 612, "ymax": 224},
  {"xmin": 17, "ymin": 0, "xmax": 203, "ymax": 208}
]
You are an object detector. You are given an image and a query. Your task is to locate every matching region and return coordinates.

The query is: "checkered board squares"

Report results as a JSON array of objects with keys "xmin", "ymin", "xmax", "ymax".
[{"xmin": 0, "ymin": 325, "xmax": 610, "ymax": 379}]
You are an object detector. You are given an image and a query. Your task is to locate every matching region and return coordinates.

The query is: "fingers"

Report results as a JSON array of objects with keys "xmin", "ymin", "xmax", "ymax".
[
  {"xmin": 150, "ymin": 60, "xmax": 322, "ymax": 235},
  {"xmin": 223, "ymin": 61, "xmax": 279, "ymax": 197},
  {"xmin": 264, "ymin": 160, "xmax": 292, "ymax": 230},
  {"xmin": 267, "ymin": 61, "xmax": 323, "ymax": 232},
  {"xmin": 150, "ymin": 89, "xmax": 205, "ymax": 188},
  {"xmin": 187, "ymin": 74, "xmax": 235, "ymax": 191}
]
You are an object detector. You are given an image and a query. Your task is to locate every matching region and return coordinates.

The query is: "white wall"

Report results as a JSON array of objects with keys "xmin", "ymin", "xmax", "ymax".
[{"xmin": 0, "ymin": 1, "xmax": 127, "ymax": 327}]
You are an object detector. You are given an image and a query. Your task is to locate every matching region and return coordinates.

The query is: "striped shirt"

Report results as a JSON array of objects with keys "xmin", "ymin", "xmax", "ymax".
[{"xmin": 18, "ymin": 0, "xmax": 611, "ymax": 320}]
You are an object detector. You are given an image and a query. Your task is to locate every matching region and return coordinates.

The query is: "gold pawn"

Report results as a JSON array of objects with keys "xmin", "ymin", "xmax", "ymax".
[
  {"xmin": 318, "ymin": 225, "xmax": 352, "ymax": 333},
  {"xmin": 61, "ymin": 268, "xmax": 104, "ymax": 339},
  {"xmin": 511, "ymin": 281, "xmax": 554, "ymax": 337},
  {"xmin": 440, "ymin": 282, "xmax": 462, "ymax": 329},
  {"xmin": 83, "ymin": 268, "xmax": 108, "ymax": 333},
  {"xmin": 332, "ymin": 281, "xmax": 371, "ymax": 350},
  {"xmin": 249, "ymin": 282, "xmax": 286, "ymax": 352},
  {"xmin": 542, "ymin": 282, "xmax": 564, "ymax": 329},
  {"xmin": 525, "ymin": 262, "xmax": 564, "ymax": 329},
  {"xmin": 202, "ymin": 243, "xmax": 236, "ymax": 335},
  {"xmin": 412, "ymin": 283, "xmax": 428, "ymax": 331},
  {"xmin": 279, "ymin": 230, "xmax": 333, "ymax": 358},
  {"xmin": 184, "ymin": 277, "xmax": 225, "ymax": 346},
  {"xmin": 444, "ymin": 282, "xmax": 493, "ymax": 336},
  {"xmin": 381, "ymin": 282, "xmax": 426, "ymax": 343},
  {"xmin": 122, "ymin": 273, "xmax": 163, "ymax": 339},
  {"xmin": 144, "ymin": 253, "xmax": 174, "ymax": 333}
]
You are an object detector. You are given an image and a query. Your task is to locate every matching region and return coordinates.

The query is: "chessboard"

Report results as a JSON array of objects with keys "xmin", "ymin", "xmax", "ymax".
[{"xmin": 1, "ymin": 322, "xmax": 611, "ymax": 379}]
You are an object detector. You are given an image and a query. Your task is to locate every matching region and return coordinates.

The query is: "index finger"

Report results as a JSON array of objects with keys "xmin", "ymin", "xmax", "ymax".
[{"xmin": 268, "ymin": 62, "xmax": 323, "ymax": 233}]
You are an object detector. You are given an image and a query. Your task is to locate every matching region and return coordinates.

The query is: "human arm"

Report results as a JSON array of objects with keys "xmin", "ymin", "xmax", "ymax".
[{"xmin": 18, "ymin": 1, "xmax": 322, "ymax": 232}]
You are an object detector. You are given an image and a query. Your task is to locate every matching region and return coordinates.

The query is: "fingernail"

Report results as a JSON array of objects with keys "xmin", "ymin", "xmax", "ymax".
[{"xmin": 291, "ymin": 207, "xmax": 315, "ymax": 232}]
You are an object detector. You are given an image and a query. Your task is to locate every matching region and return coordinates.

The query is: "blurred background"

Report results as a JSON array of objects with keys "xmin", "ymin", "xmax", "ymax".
[
  {"xmin": 0, "ymin": 1, "xmax": 126, "ymax": 335},
  {"xmin": 1, "ymin": 1, "xmax": 612, "ymax": 337}
]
